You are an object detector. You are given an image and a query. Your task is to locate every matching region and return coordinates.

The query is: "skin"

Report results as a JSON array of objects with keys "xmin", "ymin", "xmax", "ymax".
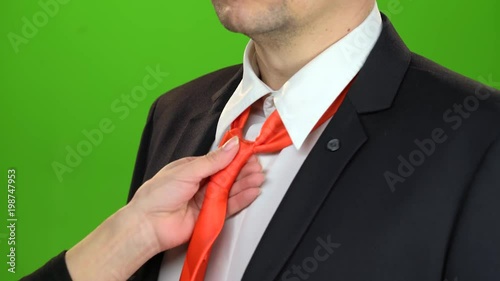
[
  {"xmin": 66, "ymin": 137, "xmax": 265, "ymax": 280},
  {"xmin": 212, "ymin": 0, "xmax": 376, "ymax": 89}
]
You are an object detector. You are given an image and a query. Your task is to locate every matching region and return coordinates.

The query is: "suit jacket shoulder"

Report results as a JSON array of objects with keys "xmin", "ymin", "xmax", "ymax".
[
  {"xmin": 408, "ymin": 52, "xmax": 500, "ymax": 115},
  {"xmin": 153, "ymin": 65, "xmax": 243, "ymax": 122},
  {"xmin": 387, "ymin": 51, "xmax": 500, "ymax": 143}
]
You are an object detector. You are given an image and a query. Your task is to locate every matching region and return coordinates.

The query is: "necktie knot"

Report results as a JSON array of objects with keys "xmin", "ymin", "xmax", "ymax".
[{"xmin": 180, "ymin": 79, "xmax": 354, "ymax": 281}]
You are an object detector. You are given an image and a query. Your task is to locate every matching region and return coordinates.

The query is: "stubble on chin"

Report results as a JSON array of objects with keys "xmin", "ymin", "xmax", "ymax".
[{"xmin": 212, "ymin": 0, "xmax": 294, "ymax": 39}]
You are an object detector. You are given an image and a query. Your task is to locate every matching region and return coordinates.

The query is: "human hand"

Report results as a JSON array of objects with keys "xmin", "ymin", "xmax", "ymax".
[
  {"xmin": 65, "ymin": 136, "xmax": 263, "ymax": 281},
  {"xmin": 128, "ymin": 136, "xmax": 264, "ymax": 252}
]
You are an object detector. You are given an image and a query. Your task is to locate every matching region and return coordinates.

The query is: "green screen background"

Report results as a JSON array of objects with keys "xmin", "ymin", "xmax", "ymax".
[{"xmin": 0, "ymin": 0, "xmax": 498, "ymax": 279}]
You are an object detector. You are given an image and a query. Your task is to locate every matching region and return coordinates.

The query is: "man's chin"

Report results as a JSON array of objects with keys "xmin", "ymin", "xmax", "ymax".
[
  {"xmin": 214, "ymin": 5, "xmax": 290, "ymax": 38},
  {"xmin": 217, "ymin": 16, "xmax": 252, "ymax": 35}
]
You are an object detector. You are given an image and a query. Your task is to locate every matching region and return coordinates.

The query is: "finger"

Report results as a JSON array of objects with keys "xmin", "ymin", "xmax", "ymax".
[
  {"xmin": 163, "ymin": 156, "xmax": 198, "ymax": 170},
  {"xmin": 199, "ymin": 177, "xmax": 209, "ymax": 188},
  {"xmin": 194, "ymin": 163, "xmax": 262, "ymax": 211},
  {"xmin": 235, "ymin": 161, "xmax": 262, "ymax": 181},
  {"xmin": 247, "ymin": 155, "xmax": 259, "ymax": 163},
  {"xmin": 193, "ymin": 181, "xmax": 209, "ymax": 210},
  {"xmin": 230, "ymin": 172, "xmax": 265, "ymax": 197},
  {"xmin": 227, "ymin": 188, "xmax": 261, "ymax": 217},
  {"xmin": 177, "ymin": 136, "xmax": 240, "ymax": 181},
  {"xmin": 195, "ymin": 170, "xmax": 264, "ymax": 211}
]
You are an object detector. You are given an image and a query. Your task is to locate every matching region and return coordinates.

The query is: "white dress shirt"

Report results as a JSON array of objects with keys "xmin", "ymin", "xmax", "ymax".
[{"xmin": 158, "ymin": 4, "xmax": 382, "ymax": 281}]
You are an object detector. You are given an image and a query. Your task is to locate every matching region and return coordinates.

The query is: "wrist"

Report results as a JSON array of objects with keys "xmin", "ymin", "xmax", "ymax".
[
  {"xmin": 66, "ymin": 205, "xmax": 160, "ymax": 281},
  {"xmin": 116, "ymin": 203, "xmax": 161, "ymax": 257}
]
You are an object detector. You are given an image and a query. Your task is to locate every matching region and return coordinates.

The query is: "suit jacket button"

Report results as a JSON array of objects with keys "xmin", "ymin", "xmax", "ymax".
[{"xmin": 327, "ymin": 138, "xmax": 340, "ymax": 152}]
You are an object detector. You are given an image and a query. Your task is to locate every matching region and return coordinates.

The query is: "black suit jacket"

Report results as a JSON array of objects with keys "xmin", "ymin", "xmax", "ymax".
[{"xmin": 127, "ymin": 15, "xmax": 500, "ymax": 281}]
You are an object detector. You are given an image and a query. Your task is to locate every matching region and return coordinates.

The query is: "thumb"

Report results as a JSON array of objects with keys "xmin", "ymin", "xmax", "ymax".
[{"xmin": 178, "ymin": 136, "xmax": 239, "ymax": 181}]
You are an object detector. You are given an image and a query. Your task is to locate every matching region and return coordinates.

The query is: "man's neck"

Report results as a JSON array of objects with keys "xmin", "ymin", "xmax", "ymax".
[{"xmin": 251, "ymin": 2, "xmax": 375, "ymax": 90}]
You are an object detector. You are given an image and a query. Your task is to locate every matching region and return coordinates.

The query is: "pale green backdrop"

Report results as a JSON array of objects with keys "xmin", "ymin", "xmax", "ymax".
[{"xmin": 0, "ymin": 0, "xmax": 499, "ymax": 279}]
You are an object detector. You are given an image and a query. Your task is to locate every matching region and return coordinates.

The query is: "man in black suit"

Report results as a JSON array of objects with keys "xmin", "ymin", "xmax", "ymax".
[
  {"xmin": 128, "ymin": 0, "xmax": 500, "ymax": 280},
  {"xmin": 22, "ymin": 0, "xmax": 500, "ymax": 280}
]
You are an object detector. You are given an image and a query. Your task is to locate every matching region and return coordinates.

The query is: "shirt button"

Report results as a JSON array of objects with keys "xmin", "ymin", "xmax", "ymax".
[{"xmin": 326, "ymin": 138, "xmax": 340, "ymax": 152}]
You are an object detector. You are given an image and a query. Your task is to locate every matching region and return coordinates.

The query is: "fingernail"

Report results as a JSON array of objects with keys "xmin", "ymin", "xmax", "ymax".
[{"xmin": 222, "ymin": 136, "xmax": 239, "ymax": 151}]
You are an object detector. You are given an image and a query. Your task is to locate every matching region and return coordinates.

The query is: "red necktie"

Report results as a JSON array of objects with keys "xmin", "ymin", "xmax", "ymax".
[{"xmin": 179, "ymin": 81, "xmax": 352, "ymax": 281}]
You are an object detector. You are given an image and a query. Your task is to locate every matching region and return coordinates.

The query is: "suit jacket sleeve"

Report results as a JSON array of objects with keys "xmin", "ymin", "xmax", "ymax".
[
  {"xmin": 19, "ymin": 251, "xmax": 72, "ymax": 281},
  {"xmin": 444, "ymin": 134, "xmax": 500, "ymax": 280}
]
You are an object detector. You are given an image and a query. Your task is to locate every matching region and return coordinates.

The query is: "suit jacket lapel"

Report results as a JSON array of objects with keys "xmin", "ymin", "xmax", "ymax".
[
  {"xmin": 169, "ymin": 67, "xmax": 244, "ymax": 161},
  {"xmin": 242, "ymin": 13, "xmax": 411, "ymax": 281},
  {"xmin": 241, "ymin": 96, "xmax": 367, "ymax": 281}
]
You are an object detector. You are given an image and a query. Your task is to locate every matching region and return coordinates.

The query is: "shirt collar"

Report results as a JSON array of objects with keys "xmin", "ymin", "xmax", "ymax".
[{"xmin": 215, "ymin": 3, "xmax": 382, "ymax": 149}]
